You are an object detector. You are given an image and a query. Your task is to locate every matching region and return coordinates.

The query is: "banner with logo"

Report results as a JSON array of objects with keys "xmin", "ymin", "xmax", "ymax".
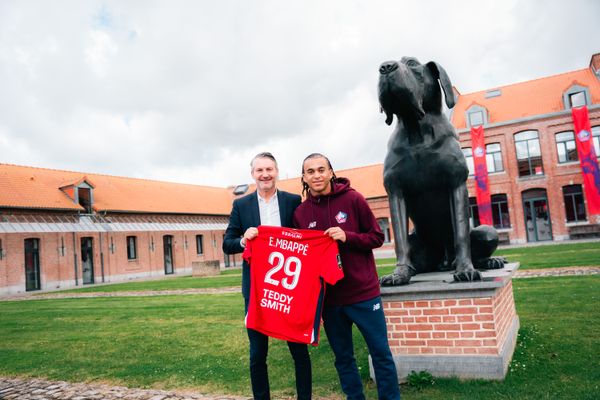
[
  {"xmin": 572, "ymin": 106, "xmax": 600, "ymax": 215},
  {"xmin": 470, "ymin": 125, "xmax": 493, "ymax": 225}
]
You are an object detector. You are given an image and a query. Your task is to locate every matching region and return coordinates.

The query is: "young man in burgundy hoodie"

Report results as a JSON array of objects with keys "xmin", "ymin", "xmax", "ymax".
[{"xmin": 293, "ymin": 153, "xmax": 400, "ymax": 400}]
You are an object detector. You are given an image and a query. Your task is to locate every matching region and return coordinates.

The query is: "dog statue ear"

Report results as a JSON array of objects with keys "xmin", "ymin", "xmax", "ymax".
[
  {"xmin": 380, "ymin": 106, "xmax": 394, "ymax": 126},
  {"xmin": 426, "ymin": 61, "xmax": 455, "ymax": 109}
]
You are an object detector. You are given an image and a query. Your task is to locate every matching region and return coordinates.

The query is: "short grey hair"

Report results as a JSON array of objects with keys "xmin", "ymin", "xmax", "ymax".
[{"xmin": 250, "ymin": 152, "xmax": 278, "ymax": 170}]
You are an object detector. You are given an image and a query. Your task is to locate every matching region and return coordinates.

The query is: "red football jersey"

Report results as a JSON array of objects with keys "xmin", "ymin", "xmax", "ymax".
[{"xmin": 243, "ymin": 225, "xmax": 343, "ymax": 345}]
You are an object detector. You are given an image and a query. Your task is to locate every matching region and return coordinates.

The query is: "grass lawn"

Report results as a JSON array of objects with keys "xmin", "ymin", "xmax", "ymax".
[
  {"xmin": 494, "ymin": 241, "xmax": 600, "ymax": 269},
  {"xmin": 2, "ymin": 275, "xmax": 599, "ymax": 399}
]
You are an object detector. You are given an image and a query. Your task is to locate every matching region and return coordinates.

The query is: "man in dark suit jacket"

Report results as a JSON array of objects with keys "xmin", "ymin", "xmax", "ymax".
[{"xmin": 223, "ymin": 152, "xmax": 310, "ymax": 400}]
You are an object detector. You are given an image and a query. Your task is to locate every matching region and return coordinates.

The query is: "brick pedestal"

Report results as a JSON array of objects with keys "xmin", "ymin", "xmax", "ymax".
[{"xmin": 377, "ymin": 263, "xmax": 520, "ymax": 381}]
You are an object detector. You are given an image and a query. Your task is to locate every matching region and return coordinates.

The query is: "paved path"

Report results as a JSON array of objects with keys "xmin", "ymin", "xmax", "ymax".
[
  {"xmin": 0, "ymin": 377, "xmax": 248, "ymax": 400},
  {"xmin": 512, "ymin": 266, "xmax": 600, "ymax": 278},
  {"xmin": 0, "ymin": 287, "xmax": 241, "ymax": 302},
  {"xmin": 1, "ymin": 266, "xmax": 598, "ymax": 399}
]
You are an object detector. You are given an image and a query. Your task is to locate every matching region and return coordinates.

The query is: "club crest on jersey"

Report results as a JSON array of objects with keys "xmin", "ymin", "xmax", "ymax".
[
  {"xmin": 308, "ymin": 221, "xmax": 317, "ymax": 228},
  {"xmin": 335, "ymin": 211, "xmax": 347, "ymax": 224}
]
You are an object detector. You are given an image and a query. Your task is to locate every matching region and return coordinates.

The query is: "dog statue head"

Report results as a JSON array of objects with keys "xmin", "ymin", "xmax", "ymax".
[{"xmin": 378, "ymin": 57, "xmax": 455, "ymax": 126}]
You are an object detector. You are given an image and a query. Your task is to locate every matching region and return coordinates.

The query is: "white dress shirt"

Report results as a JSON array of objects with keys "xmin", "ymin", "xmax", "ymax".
[{"xmin": 257, "ymin": 190, "xmax": 281, "ymax": 227}]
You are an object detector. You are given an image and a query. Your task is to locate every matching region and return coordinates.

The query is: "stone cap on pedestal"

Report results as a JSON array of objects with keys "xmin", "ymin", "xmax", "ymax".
[{"xmin": 380, "ymin": 263, "xmax": 520, "ymax": 300}]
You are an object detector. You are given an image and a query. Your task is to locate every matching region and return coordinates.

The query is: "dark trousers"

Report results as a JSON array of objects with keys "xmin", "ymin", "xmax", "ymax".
[
  {"xmin": 246, "ymin": 300, "xmax": 312, "ymax": 400},
  {"xmin": 323, "ymin": 296, "xmax": 400, "ymax": 400}
]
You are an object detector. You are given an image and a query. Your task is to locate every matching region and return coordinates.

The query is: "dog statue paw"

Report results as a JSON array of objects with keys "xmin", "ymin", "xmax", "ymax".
[
  {"xmin": 380, "ymin": 264, "xmax": 415, "ymax": 286},
  {"xmin": 474, "ymin": 256, "xmax": 506, "ymax": 270},
  {"xmin": 453, "ymin": 266, "xmax": 482, "ymax": 282}
]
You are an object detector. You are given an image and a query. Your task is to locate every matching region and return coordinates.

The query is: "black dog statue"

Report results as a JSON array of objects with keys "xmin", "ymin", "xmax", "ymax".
[{"xmin": 377, "ymin": 57, "xmax": 504, "ymax": 286}]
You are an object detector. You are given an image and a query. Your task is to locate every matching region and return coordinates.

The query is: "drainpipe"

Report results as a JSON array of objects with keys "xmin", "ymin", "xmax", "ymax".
[
  {"xmin": 72, "ymin": 232, "xmax": 79, "ymax": 286},
  {"xmin": 99, "ymin": 232, "xmax": 105, "ymax": 283}
]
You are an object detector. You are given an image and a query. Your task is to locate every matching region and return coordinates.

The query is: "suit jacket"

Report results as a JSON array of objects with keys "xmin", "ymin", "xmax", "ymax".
[{"xmin": 223, "ymin": 190, "xmax": 302, "ymax": 299}]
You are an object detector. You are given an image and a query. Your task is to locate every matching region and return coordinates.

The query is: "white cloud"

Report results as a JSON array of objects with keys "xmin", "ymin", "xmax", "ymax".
[{"xmin": 85, "ymin": 30, "xmax": 118, "ymax": 78}]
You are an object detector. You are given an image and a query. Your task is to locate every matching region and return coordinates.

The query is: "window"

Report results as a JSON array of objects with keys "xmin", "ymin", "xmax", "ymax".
[
  {"xmin": 233, "ymin": 184, "xmax": 249, "ymax": 195},
  {"xmin": 126, "ymin": 236, "xmax": 137, "ymax": 260},
  {"xmin": 468, "ymin": 111, "xmax": 484, "ymax": 127},
  {"xmin": 196, "ymin": 234, "xmax": 204, "ymax": 255},
  {"xmin": 485, "ymin": 89, "xmax": 502, "ymax": 98},
  {"xmin": 593, "ymin": 126, "xmax": 600, "ymax": 158},
  {"xmin": 486, "ymin": 143, "xmax": 504, "ymax": 173},
  {"xmin": 77, "ymin": 187, "xmax": 92, "ymax": 213},
  {"xmin": 563, "ymin": 185, "xmax": 587, "ymax": 223},
  {"xmin": 462, "ymin": 147, "xmax": 474, "ymax": 176},
  {"xmin": 491, "ymin": 194, "xmax": 511, "ymax": 229},
  {"xmin": 569, "ymin": 91, "xmax": 587, "ymax": 108},
  {"xmin": 563, "ymin": 85, "xmax": 590, "ymax": 109},
  {"xmin": 556, "ymin": 131, "xmax": 578, "ymax": 163},
  {"xmin": 468, "ymin": 197, "xmax": 480, "ymax": 228},
  {"xmin": 377, "ymin": 218, "xmax": 391, "ymax": 243},
  {"xmin": 514, "ymin": 130, "xmax": 543, "ymax": 177}
]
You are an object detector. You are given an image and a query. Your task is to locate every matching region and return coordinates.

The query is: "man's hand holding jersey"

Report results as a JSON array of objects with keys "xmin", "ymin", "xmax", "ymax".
[
  {"xmin": 241, "ymin": 227, "xmax": 259, "ymax": 248},
  {"xmin": 324, "ymin": 227, "xmax": 346, "ymax": 243}
]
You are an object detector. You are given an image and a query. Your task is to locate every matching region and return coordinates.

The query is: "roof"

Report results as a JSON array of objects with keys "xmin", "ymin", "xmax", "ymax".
[
  {"xmin": 451, "ymin": 67, "xmax": 600, "ymax": 129},
  {"xmin": 0, "ymin": 164, "xmax": 234, "ymax": 215},
  {"xmin": 273, "ymin": 163, "xmax": 387, "ymax": 199}
]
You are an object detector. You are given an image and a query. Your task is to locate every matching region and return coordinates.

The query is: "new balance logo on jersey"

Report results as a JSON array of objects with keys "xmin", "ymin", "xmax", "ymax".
[
  {"xmin": 373, "ymin": 302, "xmax": 381, "ymax": 311},
  {"xmin": 308, "ymin": 221, "xmax": 316, "ymax": 228}
]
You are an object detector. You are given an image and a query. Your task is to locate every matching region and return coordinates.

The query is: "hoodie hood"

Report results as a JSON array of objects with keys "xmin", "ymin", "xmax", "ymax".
[{"xmin": 307, "ymin": 177, "xmax": 352, "ymax": 203}]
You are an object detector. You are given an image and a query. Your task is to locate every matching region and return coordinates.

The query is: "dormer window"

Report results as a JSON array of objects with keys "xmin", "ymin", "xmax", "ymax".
[
  {"xmin": 59, "ymin": 176, "xmax": 95, "ymax": 213},
  {"xmin": 466, "ymin": 105, "xmax": 488, "ymax": 128},
  {"xmin": 563, "ymin": 85, "xmax": 590, "ymax": 109}
]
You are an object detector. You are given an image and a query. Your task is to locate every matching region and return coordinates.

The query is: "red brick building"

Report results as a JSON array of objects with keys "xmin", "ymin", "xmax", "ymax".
[
  {"xmin": 0, "ymin": 164, "xmax": 234, "ymax": 295},
  {"xmin": 453, "ymin": 53, "xmax": 600, "ymax": 243}
]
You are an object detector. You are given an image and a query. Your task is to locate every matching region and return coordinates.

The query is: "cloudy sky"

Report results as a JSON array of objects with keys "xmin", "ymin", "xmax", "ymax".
[{"xmin": 1, "ymin": 0, "xmax": 599, "ymax": 188}]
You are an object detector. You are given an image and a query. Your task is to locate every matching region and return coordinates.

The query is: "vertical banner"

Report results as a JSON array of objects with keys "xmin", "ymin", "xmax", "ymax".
[
  {"xmin": 470, "ymin": 125, "xmax": 493, "ymax": 225},
  {"xmin": 572, "ymin": 106, "xmax": 600, "ymax": 215}
]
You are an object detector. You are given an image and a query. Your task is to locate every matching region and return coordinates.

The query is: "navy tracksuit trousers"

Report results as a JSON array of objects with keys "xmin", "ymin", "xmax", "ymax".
[{"xmin": 323, "ymin": 296, "xmax": 400, "ymax": 400}]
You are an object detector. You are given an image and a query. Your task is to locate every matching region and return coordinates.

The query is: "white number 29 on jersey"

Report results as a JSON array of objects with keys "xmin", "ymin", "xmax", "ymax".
[{"xmin": 264, "ymin": 251, "xmax": 302, "ymax": 290}]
